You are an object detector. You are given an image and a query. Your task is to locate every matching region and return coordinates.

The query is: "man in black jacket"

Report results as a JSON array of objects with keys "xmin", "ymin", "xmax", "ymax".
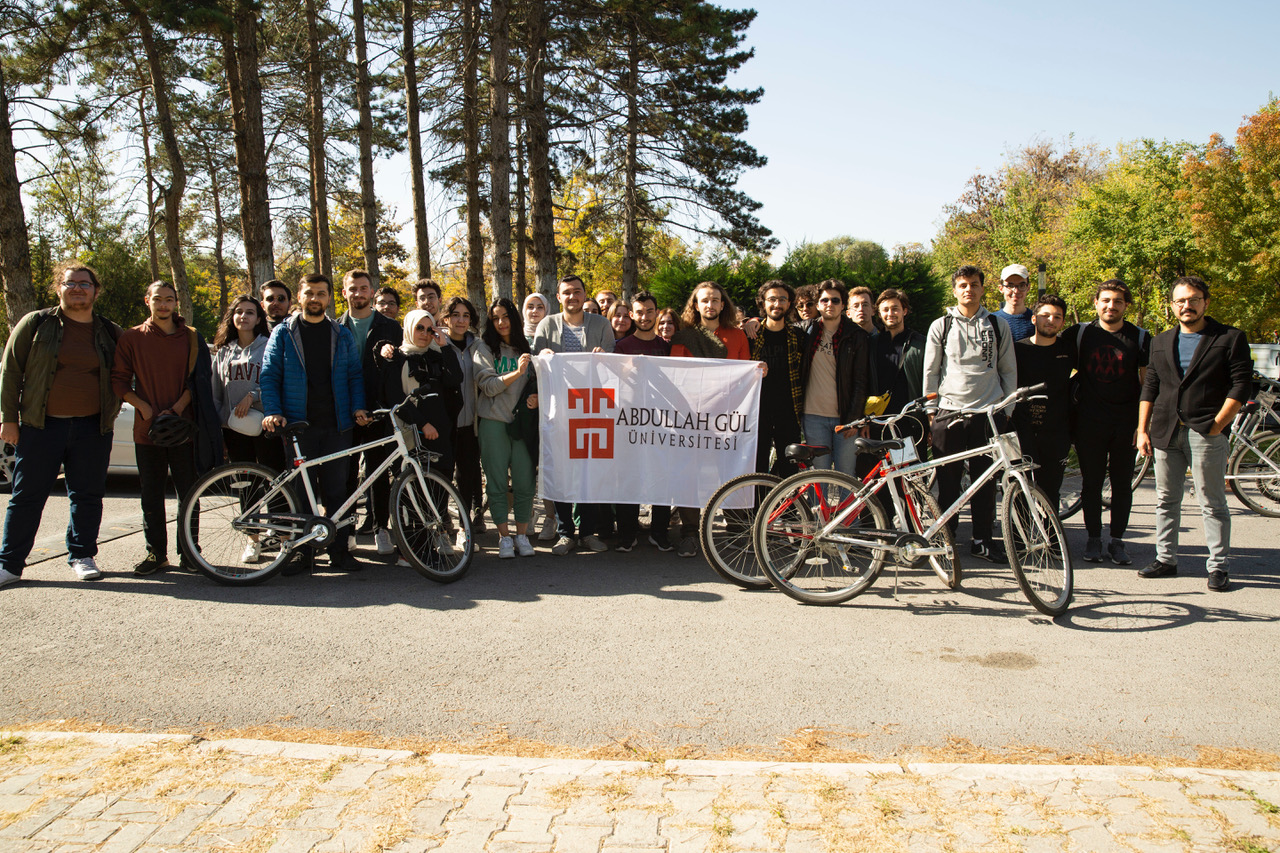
[
  {"xmin": 338, "ymin": 269, "xmax": 404, "ymax": 553},
  {"xmin": 1136, "ymin": 276, "xmax": 1252, "ymax": 591},
  {"xmin": 799, "ymin": 279, "xmax": 871, "ymax": 476}
]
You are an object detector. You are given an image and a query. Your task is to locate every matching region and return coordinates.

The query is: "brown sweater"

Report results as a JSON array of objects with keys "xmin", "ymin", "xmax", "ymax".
[{"xmin": 111, "ymin": 318, "xmax": 193, "ymax": 444}]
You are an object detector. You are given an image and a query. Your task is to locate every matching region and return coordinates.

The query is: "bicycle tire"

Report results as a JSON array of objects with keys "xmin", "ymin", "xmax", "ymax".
[
  {"xmin": 901, "ymin": 478, "xmax": 959, "ymax": 589},
  {"xmin": 754, "ymin": 470, "xmax": 889, "ymax": 605},
  {"xmin": 700, "ymin": 472, "xmax": 780, "ymax": 589},
  {"xmin": 179, "ymin": 463, "xmax": 299, "ymax": 586},
  {"xmin": 1001, "ymin": 479, "xmax": 1073, "ymax": 616},
  {"xmin": 391, "ymin": 466, "xmax": 472, "ymax": 582},
  {"xmin": 1228, "ymin": 429, "xmax": 1280, "ymax": 517}
]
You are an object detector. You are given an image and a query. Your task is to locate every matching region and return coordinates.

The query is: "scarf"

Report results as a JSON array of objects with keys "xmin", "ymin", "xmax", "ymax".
[
  {"xmin": 401, "ymin": 309, "xmax": 439, "ymax": 355},
  {"xmin": 523, "ymin": 293, "xmax": 550, "ymax": 339}
]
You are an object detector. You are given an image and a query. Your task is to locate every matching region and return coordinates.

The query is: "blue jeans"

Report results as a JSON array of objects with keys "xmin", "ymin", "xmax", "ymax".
[
  {"xmin": 801, "ymin": 414, "xmax": 858, "ymax": 476},
  {"xmin": 1154, "ymin": 427, "xmax": 1231, "ymax": 573},
  {"xmin": 0, "ymin": 416, "xmax": 112, "ymax": 575}
]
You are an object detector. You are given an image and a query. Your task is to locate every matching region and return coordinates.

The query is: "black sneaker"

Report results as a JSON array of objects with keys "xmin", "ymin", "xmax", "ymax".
[
  {"xmin": 1107, "ymin": 539, "xmax": 1132, "ymax": 566},
  {"xmin": 1207, "ymin": 570, "xmax": 1229, "ymax": 591},
  {"xmin": 648, "ymin": 530, "xmax": 673, "ymax": 552},
  {"xmin": 970, "ymin": 539, "xmax": 1005, "ymax": 563},
  {"xmin": 615, "ymin": 537, "xmax": 637, "ymax": 553},
  {"xmin": 1137, "ymin": 559, "xmax": 1177, "ymax": 579},
  {"xmin": 133, "ymin": 552, "xmax": 168, "ymax": 576},
  {"xmin": 280, "ymin": 550, "xmax": 313, "ymax": 576},
  {"xmin": 1082, "ymin": 537, "xmax": 1104, "ymax": 562}
]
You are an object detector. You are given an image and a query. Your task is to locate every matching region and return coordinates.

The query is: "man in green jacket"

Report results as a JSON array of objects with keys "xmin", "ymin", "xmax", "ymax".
[{"xmin": 0, "ymin": 262, "xmax": 123, "ymax": 587}]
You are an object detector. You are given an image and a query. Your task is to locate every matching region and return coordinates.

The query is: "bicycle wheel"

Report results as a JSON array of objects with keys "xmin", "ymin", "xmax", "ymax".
[
  {"xmin": 700, "ymin": 473, "xmax": 780, "ymax": 589},
  {"xmin": 179, "ymin": 463, "xmax": 299, "ymax": 586},
  {"xmin": 1228, "ymin": 430, "xmax": 1280, "ymax": 517},
  {"xmin": 755, "ymin": 470, "xmax": 889, "ymax": 605},
  {"xmin": 1001, "ymin": 479, "xmax": 1073, "ymax": 616},
  {"xmin": 900, "ymin": 478, "xmax": 959, "ymax": 589},
  {"xmin": 1057, "ymin": 445, "xmax": 1083, "ymax": 520},
  {"xmin": 391, "ymin": 466, "xmax": 472, "ymax": 582},
  {"xmin": 1100, "ymin": 449, "xmax": 1151, "ymax": 507}
]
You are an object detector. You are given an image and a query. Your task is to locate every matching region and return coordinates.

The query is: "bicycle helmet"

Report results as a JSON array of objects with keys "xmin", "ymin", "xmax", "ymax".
[{"xmin": 149, "ymin": 413, "xmax": 197, "ymax": 447}]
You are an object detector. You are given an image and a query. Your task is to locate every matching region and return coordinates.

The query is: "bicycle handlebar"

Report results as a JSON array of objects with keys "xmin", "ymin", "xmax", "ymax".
[{"xmin": 834, "ymin": 393, "xmax": 937, "ymax": 435}]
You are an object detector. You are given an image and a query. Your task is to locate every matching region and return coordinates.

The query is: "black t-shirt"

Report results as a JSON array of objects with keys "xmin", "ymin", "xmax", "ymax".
[
  {"xmin": 1066, "ymin": 321, "xmax": 1150, "ymax": 422},
  {"xmin": 758, "ymin": 326, "xmax": 793, "ymax": 414},
  {"xmin": 300, "ymin": 320, "xmax": 337, "ymax": 428},
  {"xmin": 1014, "ymin": 338, "xmax": 1073, "ymax": 431}
]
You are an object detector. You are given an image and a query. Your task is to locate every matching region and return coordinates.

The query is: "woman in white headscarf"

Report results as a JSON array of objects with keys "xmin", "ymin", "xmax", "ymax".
[{"xmin": 522, "ymin": 292, "xmax": 550, "ymax": 344}]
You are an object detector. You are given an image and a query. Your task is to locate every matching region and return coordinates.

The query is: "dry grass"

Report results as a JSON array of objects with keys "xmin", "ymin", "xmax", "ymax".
[{"xmin": 5, "ymin": 719, "xmax": 1279, "ymax": 771}]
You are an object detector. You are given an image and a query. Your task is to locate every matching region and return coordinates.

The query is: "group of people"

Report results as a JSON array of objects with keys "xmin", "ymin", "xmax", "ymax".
[{"xmin": 0, "ymin": 259, "xmax": 1255, "ymax": 593}]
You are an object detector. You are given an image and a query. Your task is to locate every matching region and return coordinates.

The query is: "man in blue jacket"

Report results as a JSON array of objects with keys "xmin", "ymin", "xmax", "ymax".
[{"xmin": 262, "ymin": 273, "xmax": 370, "ymax": 571}]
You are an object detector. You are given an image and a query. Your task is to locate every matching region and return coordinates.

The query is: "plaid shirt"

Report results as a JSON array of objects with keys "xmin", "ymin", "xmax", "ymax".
[{"xmin": 751, "ymin": 322, "xmax": 806, "ymax": 424}]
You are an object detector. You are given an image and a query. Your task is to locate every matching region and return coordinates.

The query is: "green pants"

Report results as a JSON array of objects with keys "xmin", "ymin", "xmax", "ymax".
[{"xmin": 477, "ymin": 417, "xmax": 536, "ymax": 526}]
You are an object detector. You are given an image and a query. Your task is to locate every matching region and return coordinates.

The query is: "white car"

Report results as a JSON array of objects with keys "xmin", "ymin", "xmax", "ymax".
[{"xmin": 0, "ymin": 403, "xmax": 139, "ymax": 490}]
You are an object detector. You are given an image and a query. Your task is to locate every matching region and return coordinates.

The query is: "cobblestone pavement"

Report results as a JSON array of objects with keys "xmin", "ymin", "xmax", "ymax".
[{"xmin": 1, "ymin": 732, "xmax": 1278, "ymax": 852}]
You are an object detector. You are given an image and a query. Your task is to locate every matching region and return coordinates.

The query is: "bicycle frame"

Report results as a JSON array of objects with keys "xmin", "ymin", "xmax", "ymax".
[{"xmin": 1224, "ymin": 377, "xmax": 1280, "ymax": 483}]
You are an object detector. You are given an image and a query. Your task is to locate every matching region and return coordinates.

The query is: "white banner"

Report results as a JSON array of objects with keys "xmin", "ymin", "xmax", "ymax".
[{"xmin": 536, "ymin": 352, "xmax": 761, "ymax": 505}]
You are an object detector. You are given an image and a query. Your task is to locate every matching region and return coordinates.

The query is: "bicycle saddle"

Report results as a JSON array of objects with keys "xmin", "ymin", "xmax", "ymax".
[
  {"xmin": 853, "ymin": 437, "xmax": 904, "ymax": 455},
  {"xmin": 784, "ymin": 443, "xmax": 830, "ymax": 463},
  {"xmin": 273, "ymin": 420, "xmax": 310, "ymax": 438}
]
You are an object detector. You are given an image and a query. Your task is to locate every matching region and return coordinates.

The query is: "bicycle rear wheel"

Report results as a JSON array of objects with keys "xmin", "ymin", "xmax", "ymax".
[
  {"xmin": 179, "ymin": 463, "xmax": 299, "ymax": 586},
  {"xmin": 700, "ymin": 473, "xmax": 780, "ymax": 589},
  {"xmin": 1228, "ymin": 430, "xmax": 1280, "ymax": 517},
  {"xmin": 1001, "ymin": 479, "xmax": 1073, "ymax": 616},
  {"xmin": 755, "ymin": 470, "xmax": 889, "ymax": 605},
  {"xmin": 901, "ymin": 479, "xmax": 959, "ymax": 589},
  {"xmin": 391, "ymin": 466, "xmax": 472, "ymax": 582}
]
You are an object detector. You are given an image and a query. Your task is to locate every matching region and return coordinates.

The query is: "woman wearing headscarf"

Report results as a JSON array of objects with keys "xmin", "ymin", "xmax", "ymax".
[{"xmin": 522, "ymin": 292, "xmax": 550, "ymax": 345}]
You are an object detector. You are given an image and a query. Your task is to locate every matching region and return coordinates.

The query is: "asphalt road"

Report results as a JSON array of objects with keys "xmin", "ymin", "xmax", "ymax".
[{"xmin": 1, "ymin": 475, "xmax": 1277, "ymax": 759}]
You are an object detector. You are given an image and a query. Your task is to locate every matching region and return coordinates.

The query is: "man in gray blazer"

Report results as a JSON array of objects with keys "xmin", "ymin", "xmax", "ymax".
[{"xmin": 532, "ymin": 275, "xmax": 615, "ymax": 555}]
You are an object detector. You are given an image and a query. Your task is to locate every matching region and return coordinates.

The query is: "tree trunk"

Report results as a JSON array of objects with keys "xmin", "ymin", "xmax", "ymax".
[
  {"xmin": 524, "ymin": 0, "xmax": 556, "ymax": 303},
  {"xmin": 137, "ymin": 87, "xmax": 160, "ymax": 281},
  {"xmin": 305, "ymin": 0, "xmax": 332, "ymax": 280},
  {"xmin": 223, "ymin": 2, "xmax": 275, "ymax": 289},
  {"xmin": 488, "ymin": 0, "xmax": 512, "ymax": 301},
  {"xmin": 0, "ymin": 57, "xmax": 35, "ymax": 329},
  {"xmin": 352, "ymin": 0, "xmax": 379, "ymax": 285},
  {"xmin": 461, "ymin": 0, "xmax": 486, "ymax": 308},
  {"xmin": 204, "ymin": 144, "xmax": 229, "ymax": 316},
  {"xmin": 403, "ymin": 0, "xmax": 430, "ymax": 279},
  {"xmin": 136, "ymin": 13, "xmax": 193, "ymax": 323},
  {"xmin": 620, "ymin": 27, "xmax": 640, "ymax": 302},
  {"xmin": 514, "ymin": 109, "xmax": 527, "ymax": 305}
]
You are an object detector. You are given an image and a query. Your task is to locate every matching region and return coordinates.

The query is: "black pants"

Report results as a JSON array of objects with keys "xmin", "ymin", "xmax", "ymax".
[
  {"xmin": 223, "ymin": 427, "xmax": 285, "ymax": 474},
  {"xmin": 136, "ymin": 442, "xmax": 198, "ymax": 561},
  {"xmin": 756, "ymin": 406, "xmax": 802, "ymax": 478},
  {"xmin": 556, "ymin": 502, "xmax": 604, "ymax": 538},
  {"xmin": 932, "ymin": 411, "xmax": 1006, "ymax": 541},
  {"xmin": 290, "ymin": 425, "xmax": 352, "ymax": 520},
  {"xmin": 616, "ymin": 504, "xmax": 672, "ymax": 540},
  {"xmin": 346, "ymin": 421, "xmax": 393, "ymax": 529},
  {"xmin": 453, "ymin": 424, "xmax": 483, "ymax": 517},
  {"xmin": 1016, "ymin": 425, "xmax": 1071, "ymax": 511},
  {"xmin": 1076, "ymin": 417, "xmax": 1138, "ymax": 539}
]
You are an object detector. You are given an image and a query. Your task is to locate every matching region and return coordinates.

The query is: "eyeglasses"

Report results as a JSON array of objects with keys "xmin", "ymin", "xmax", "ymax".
[
  {"xmin": 264, "ymin": 295, "xmax": 289, "ymax": 303},
  {"xmin": 818, "ymin": 297, "xmax": 842, "ymax": 305},
  {"xmin": 1002, "ymin": 282, "xmax": 1029, "ymax": 290},
  {"xmin": 1172, "ymin": 297, "xmax": 1205, "ymax": 307},
  {"xmin": 61, "ymin": 280, "xmax": 94, "ymax": 290}
]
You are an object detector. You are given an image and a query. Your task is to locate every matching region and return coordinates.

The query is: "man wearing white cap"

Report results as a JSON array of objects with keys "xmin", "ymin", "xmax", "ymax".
[{"xmin": 994, "ymin": 264, "xmax": 1035, "ymax": 342}]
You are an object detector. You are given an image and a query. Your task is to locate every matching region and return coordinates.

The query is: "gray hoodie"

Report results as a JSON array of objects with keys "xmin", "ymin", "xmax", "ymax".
[
  {"xmin": 211, "ymin": 335, "xmax": 268, "ymax": 425},
  {"xmin": 472, "ymin": 339, "xmax": 531, "ymax": 424},
  {"xmin": 923, "ymin": 306, "xmax": 1016, "ymax": 412}
]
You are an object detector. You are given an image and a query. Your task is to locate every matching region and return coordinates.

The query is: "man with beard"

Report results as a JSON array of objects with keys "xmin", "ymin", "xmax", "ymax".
[
  {"xmin": 260, "ymin": 280, "xmax": 292, "ymax": 331},
  {"xmin": 337, "ymin": 269, "xmax": 403, "ymax": 551},
  {"xmin": 613, "ymin": 291, "xmax": 674, "ymax": 551},
  {"xmin": 872, "ymin": 288, "xmax": 927, "ymax": 449},
  {"xmin": 1064, "ymin": 280, "xmax": 1150, "ymax": 566},
  {"xmin": 670, "ymin": 281, "xmax": 753, "ymax": 557},
  {"xmin": 262, "ymin": 273, "xmax": 371, "ymax": 572},
  {"xmin": 1137, "ymin": 277, "xmax": 1252, "ymax": 592},
  {"xmin": 750, "ymin": 280, "xmax": 805, "ymax": 478},
  {"xmin": 1013, "ymin": 295, "xmax": 1073, "ymax": 509}
]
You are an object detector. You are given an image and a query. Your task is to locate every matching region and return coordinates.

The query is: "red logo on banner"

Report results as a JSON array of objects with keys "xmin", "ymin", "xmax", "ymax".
[{"xmin": 567, "ymin": 388, "xmax": 616, "ymax": 459}]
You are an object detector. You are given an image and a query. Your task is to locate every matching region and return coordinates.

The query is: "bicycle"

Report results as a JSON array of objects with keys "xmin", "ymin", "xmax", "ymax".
[
  {"xmin": 178, "ymin": 388, "xmax": 472, "ymax": 585},
  {"xmin": 1223, "ymin": 372, "xmax": 1280, "ymax": 517},
  {"xmin": 754, "ymin": 384, "xmax": 1073, "ymax": 616}
]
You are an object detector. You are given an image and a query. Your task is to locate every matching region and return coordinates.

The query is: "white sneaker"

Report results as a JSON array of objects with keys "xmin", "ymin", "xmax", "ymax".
[
  {"xmin": 498, "ymin": 536, "xmax": 515, "ymax": 559},
  {"xmin": 346, "ymin": 535, "xmax": 357, "ymax": 552},
  {"xmin": 580, "ymin": 534, "xmax": 607, "ymax": 553},
  {"xmin": 396, "ymin": 556, "xmax": 411, "ymax": 567},
  {"xmin": 374, "ymin": 528, "xmax": 395, "ymax": 555},
  {"xmin": 241, "ymin": 540, "xmax": 262, "ymax": 563},
  {"xmin": 435, "ymin": 533, "xmax": 456, "ymax": 557},
  {"xmin": 0, "ymin": 567, "xmax": 22, "ymax": 588},
  {"xmin": 68, "ymin": 557, "xmax": 103, "ymax": 581},
  {"xmin": 537, "ymin": 513, "xmax": 558, "ymax": 541},
  {"xmin": 514, "ymin": 534, "xmax": 536, "ymax": 557}
]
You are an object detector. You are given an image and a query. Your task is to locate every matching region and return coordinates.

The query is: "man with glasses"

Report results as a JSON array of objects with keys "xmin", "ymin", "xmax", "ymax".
[
  {"xmin": 0, "ymin": 263, "xmax": 123, "ymax": 587},
  {"xmin": 375, "ymin": 287, "xmax": 401, "ymax": 321},
  {"xmin": 993, "ymin": 264, "xmax": 1035, "ymax": 341},
  {"xmin": 1013, "ymin": 295, "xmax": 1073, "ymax": 510},
  {"xmin": 799, "ymin": 279, "xmax": 870, "ymax": 477},
  {"xmin": 793, "ymin": 285, "xmax": 819, "ymax": 323},
  {"xmin": 260, "ymin": 280, "xmax": 293, "ymax": 330},
  {"xmin": 1064, "ymin": 280, "xmax": 1150, "ymax": 565},
  {"xmin": 1136, "ymin": 277, "xmax": 1252, "ymax": 592},
  {"xmin": 413, "ymin": 279, "xmax": 442, "ymax": 320}
]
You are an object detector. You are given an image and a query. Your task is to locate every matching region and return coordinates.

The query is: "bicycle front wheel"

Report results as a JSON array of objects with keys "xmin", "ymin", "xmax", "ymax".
[
  {"xmin": 1228, "ymin": 430, "xmax": 1280, "ymax": 517},
  {"xmin": 755, "ymin": 470, "xmax": 889, "ymax": 605},
  {"xmin": 1001, "ymin": 480, "xmax": 1073, "ymax": 616},
  {"xmin": 901, "ymin": 479, "xmax": 959, "ymax": 589},
  {"xmin": 179, "ymin": 463, "xmax": 299, "ymax": 586},
  {"xmin": 700, "ymin": 473, "xmax": 780, "ymax": 589},
  {"xmin": 391, "ymin": 466, "xmax": 472, "ymax": 582}
]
